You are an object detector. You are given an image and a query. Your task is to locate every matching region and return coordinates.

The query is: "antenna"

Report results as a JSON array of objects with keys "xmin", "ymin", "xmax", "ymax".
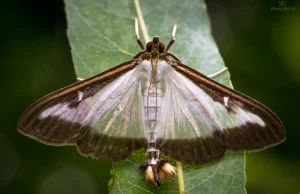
[
  {"xmin": 135, "ymin": 17, "xmax": 145, "ymax": 50},
  {"xmin": 166, "ymin": 24, "xmax": 177, "ymax": 52}
]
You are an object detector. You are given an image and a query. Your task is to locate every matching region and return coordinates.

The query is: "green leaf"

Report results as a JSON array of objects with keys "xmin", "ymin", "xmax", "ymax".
[{"xmin": 65, "ymin": 0, "xmax": 246, "ymax": 193}]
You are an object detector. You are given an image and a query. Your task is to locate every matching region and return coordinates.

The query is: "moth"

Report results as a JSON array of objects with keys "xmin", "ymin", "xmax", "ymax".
[{"xmin": 18, "ymin": 19, "xmax": 286, "ymax": 187}]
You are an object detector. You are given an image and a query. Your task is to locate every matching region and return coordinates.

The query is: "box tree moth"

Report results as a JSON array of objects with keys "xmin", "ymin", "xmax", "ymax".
[{"xmin": 18, "ymin": 19, "xmax": 286, "ymax": 187}]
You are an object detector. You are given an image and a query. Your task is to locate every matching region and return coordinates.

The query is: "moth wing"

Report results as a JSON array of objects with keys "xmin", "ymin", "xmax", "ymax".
[
  {"xmin": 156, "ymin": 61, "xmax": 285, "ymax": 164},
  {"xmin": 18, "ymin": 60, "xmax": 147, "ymax": 159}
]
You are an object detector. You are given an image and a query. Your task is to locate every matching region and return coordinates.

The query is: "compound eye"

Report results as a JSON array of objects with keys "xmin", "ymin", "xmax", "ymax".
[
  {"xmin": 159, "ymin": 42, "xmax": 165, "ymax": 53},
  {"xmin": 146, "ymin": 42, "xmax": 152, "ymax": 52}
]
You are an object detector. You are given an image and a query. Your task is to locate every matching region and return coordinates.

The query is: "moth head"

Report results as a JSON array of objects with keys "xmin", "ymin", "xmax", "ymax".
[{"xmin": 146, "ymin": 36, "xmax": 165, "ymax": 53}]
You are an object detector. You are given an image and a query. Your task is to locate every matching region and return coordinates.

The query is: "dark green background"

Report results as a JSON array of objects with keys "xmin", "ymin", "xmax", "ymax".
[{"xmin": 1, "ymin": 0, "xmax": 299, "ymax": 194}]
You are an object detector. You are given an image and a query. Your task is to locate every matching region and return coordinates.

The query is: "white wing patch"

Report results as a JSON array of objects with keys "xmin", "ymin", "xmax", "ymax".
[
  {"xmin": 157, "ymin": 61, "xmax": 265, "ymax": 140},
  {"xmin": 38, "ymin": 65, "xmax": 149, "ymax": 139}
]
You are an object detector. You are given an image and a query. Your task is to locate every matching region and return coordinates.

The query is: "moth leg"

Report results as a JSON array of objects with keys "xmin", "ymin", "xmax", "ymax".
[
  {"xmin": 135, "ymin": 17, "xmax": 145, "ymax": 50},
  {"xmin": 166, "ymin": 24, "xmax": 177, "ymax": 52},
  {"xmin": 207, "ymin": 67, "xmax": 228, "ymax": 78}
]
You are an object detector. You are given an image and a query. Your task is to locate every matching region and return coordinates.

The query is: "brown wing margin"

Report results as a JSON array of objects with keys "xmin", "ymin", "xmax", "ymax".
[
  {"xmin": 170, "ymin": 60, "xmax": 286, "ymax": 152},
  {"xmin": 18, "ymin": 59, "xmax": 139, "ymax": 152}
]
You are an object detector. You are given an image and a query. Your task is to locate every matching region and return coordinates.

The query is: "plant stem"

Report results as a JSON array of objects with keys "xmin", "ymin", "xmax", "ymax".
[{"xmin": 176, "ymin": 161, "xmax": 186, "ymax": 194}]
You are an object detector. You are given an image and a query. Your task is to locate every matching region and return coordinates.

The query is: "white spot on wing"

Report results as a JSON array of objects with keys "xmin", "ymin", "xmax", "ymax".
[
  {"xmin": 224, "ymin": 97, "xmax": 229, "ymax": 107},
  {"xmin": 39, "ymin": 104, "xmax": 64, "ymax": 119},
  {"xmin": 77, "ymin": 91, "xmax": 83, "ymax": 102}
]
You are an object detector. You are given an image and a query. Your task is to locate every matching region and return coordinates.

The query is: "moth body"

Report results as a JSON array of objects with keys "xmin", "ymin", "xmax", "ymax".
[{"xmin": 140, "ymin": 59, "xmax": 171, "ymax": 144}]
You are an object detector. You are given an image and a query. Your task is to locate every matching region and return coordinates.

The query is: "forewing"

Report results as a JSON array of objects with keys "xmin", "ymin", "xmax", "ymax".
[
  {"xmin": 18, "ymin": 60, "xmax": 146, "ymax": 159},
  {"xmin": 156, "ymin": 61, "xmax": 285, "ymax": 164},
  {"xmin": 156, "ymin": 62, "xmax": 225, "ymax": 164}
]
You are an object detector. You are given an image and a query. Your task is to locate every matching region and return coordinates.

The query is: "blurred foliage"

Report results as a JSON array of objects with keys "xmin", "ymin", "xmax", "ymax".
[{"xmin": 0, "ymin": 0, "xmax": 299, "ymax": 194}]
